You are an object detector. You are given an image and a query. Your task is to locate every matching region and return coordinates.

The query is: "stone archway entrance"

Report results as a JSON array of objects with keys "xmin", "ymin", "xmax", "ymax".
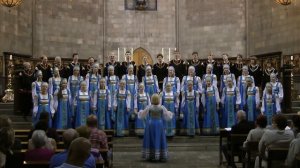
[{"xmin": 132, "ymin": 47, "xmax": 153, "ymax": 66}]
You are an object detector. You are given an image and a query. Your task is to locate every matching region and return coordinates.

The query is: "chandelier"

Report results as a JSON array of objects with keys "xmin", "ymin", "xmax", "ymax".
[
  {"xmin": 0, "ymin": 0, "xmax": 22, "ymax": 8},
  {"xmin": 275, "ymin": 0, "xmax": 292, "ymax": 5}
]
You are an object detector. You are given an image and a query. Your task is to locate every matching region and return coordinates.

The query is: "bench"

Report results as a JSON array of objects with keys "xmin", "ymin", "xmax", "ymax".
[
  {"xmin": 228, "ymin": 134, "xmax": 248, "ymax": 166},
  {"xmin": 242, "ymin": 141, "xmax": 259, "ymax": 168},
  {"xmin": 22, "ymin": 160, "xmax": 105, "ymax": 168}
]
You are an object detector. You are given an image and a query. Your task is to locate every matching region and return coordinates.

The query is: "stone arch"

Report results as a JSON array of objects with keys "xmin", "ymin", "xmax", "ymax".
[{"xmin": 132, "ymin": 47, "xmax": 153, "ymax": 66}]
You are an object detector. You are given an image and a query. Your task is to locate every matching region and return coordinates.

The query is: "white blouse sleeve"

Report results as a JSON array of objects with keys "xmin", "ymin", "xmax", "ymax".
[
  {"xmin": 33, "ymin": 95, "xmax": 38, "ymax": 115},
  {"xmin": 92, "ymin": 90, "xmax": 97, "ymax": 108},
  {"xmin": 278, "ymin": 82, "xmax": 284, "ymax": 102},
  {"xmin": 50, "ymin": 95, "xmax": 55, "ymax": 115},
  {"xmin": 48, "ymin": 78, "xmax": 53, "ymax": 95},
  {"xmin": 213, "ymin": 75, "xmax": 218, "ymax": 88},
  {"xmin": 181, "ymin": 76, "xmax": 186, "ymax": 92},
  {"xmin": 107, "ymin": 90, "xmax": 112, "ymax": 109},
  {"xmin": 195, "ymin": 91, "xmax": 200, "ymax": 108},
  {"xmin": 53, "ymin": 90, "xmax": 58, "ymax": 111},
  {"xmin": 126, "ymin": 91, "xmax": 131, "ymax": 109},
  {"xmin": 197, "ymin": 77, "xmax": 202, "ymax": 94},
  {"xmin": 138, "ymin": 105, "xmax": 150, "ymax": 119},
  {"xmin": 176, "ymin": 77, "xmax": 181, "ymax": 94},
  {"xmin": 134, "ymin": 94, "xmax": 137, "ymax": 109},
  {"xmin": 154, "ymin": 75, "xmax": 160, "ymax": 93},
  {"xmin": 276, "ymin": 97, "xmax": 281, "ymax": 113},
  {"xmin": 85, "ymin": 74, "xmax": 90, "ymax": 92},
  {"xmin": 232, "ymin": 74, "xmax": 237, "ymax": 87},
  {"xmin": 255, "ymin": 87, "xmax": 260, "ymax": 106},
  {"xmin": 221, "ymin": 89, "xmax": 225, "ymax": 104},
  {"xmin": 32, "ymin": 82, "xmax": 37, "ymax": 99},
  {"xmin": 215, "ymin": 86, "xmax": 221, "ymax": 104},
  {"xmin": 162, "ymin": 105, "xmax": 173, "ymax": 121}
]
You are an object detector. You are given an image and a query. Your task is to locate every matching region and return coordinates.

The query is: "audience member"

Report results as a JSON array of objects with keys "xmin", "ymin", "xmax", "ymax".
[
  {"xmin": 86, "ymin": 115, "xmax": 108, "ymax": 160},
  {"xmin": 291, "ymin": 115, "xmax": 300, "ymax": 137},
  {"xmin": 76, "ymin": 125, "xmax": 91, "ymax": 139},
  {"xmin": 243, "ymin": 115, "xmax": 267, "ymax": 147},
  {"xmin": 255, "ymin": 114, "xmax": 295, "ymax": 168},
  {"xmin": 28, "ymin": 123, "xmax": 57, "ymax": 151},
  {"xmin": 25, "ymin": 130, "xmax": 55, "ymax": 161},
  {"xmin": 28, "ymin": 112, "xmax": 59, "ymax": 141},
  {"xmin": 50, "ymin": 129, "xmax": 96, "ymax": 168},
  {"xmin": 55, "ymin": 137, "xmax": 92, "ymax": 168},
  {"xmin": 285, "ymin": 138, "xmax": 300, "ymax": 167},
  {"xmin": 222, "ymin": 110, "xmax": 255, "ymax": 168},
  {"xmin": 0, "ymin": 115, "xmax": 15, "ymax": 168}
]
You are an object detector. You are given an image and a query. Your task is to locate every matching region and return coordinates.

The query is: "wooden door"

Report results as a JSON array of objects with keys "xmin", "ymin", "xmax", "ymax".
[{"xmin": 133, "ymin": 48, "xmax": 153, "ymax": 66}]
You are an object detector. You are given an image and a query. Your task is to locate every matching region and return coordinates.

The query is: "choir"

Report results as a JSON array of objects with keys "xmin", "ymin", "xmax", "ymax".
[{"xmin": 19, "ymin": 51, "xmax": 283, "ymax": 136}]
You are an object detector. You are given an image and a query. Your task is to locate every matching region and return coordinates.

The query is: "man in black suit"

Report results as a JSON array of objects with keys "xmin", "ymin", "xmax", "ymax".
[{"xmin": 222, "ymin": 110, "xmax": 255, "ymax": 168}]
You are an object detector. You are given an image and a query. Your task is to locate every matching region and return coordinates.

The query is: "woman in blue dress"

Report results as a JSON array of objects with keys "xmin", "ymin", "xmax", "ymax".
[
  {"xmin": 86, "ymin": 63, "xmax": 101, "ymax": 111},
  {"xmin": 67, "ymin": 65, "xmax": 83, "ymax": 118},
  {"xmin": 122, "ymin": 64, "xmax": 138, "ymax": 120},
  {"xmin": 161, "ymin": 83, "xmax": 179, "ymax": 137},
  {"xmin": 201, "ymin": 76, "xmax": 220, "ymax": 135},
  {"xmin": 180, "ymin": 81, "xmax": 200, "ymax": 136},
  {"xmin": 142, "ymin": 65, "xmax": 159, "ymax": 98},
  {"xmin": 269, "ymin": 73, "xmax": 284, "ymax": 103},
  {"xmin": 162, "ymin": 66, "xmax": 180, "ymax": 94},
  {"xmin": 219, "ymin": 64, "xmax": 236, "ymax": 95},
  {"xmin": 31, "ymin": 70, "xmax": 43, "ymax": 99},
  {"xmin": 245, "ymin": 77, "xmax": 260, "ymax": 122},
  {"xmin": 48, "ymin": 67, "xmax": 62, "ymax": 96},
  {"xmin": 237, "ymin": 65, "xmax": 255, "ymax": 110},
  {"xmin": 181, "ymin": 66, "xmax": 202, "ymax": 93},
  {"xmin": 261, "ymin": 83, "xmax": 281, "ymax": 125},
  {"xmin": 33, "ymin": 82, "xmax": 55, "ymax": 127},
  {"xmin": 138, "ymin": 94, "xmax": 173, "ymax": 161},
  {"xmin": 221, "ymin": 77, "xmax": 241, "ymax": 128},
  {"xmin": 134, "ymin": 83, "xmax": 150, "ymax": 136},
  {"xmin": 113, "ymin": 80, "xmax": 131, "ymax": 136},
  {"xmin": 93, "ymin": 78, "xmax": 111, "ymax": 130},
  {"xmin": 106, "ymin": 65, "xmax": 119, "ymax": 126},
  {"xmin": 53, "ymin": 78, "xmax": 72, "ymax": 129},
  {"xmin": 202, "ymin": 64, "xmax": 217, "ymax": 89},
  {"xmin": 74, "ymin": 81, "xmax": 91, "ymax": 128}
]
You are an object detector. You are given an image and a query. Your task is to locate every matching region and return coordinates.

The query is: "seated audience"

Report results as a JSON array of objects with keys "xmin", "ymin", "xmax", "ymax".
[
  {"xmin": 291, "ymin": 115, "xmax": 300, "ymax": 137},
  {"xmin": 222, "ymin": 110, "xmax": 255, "ymax": 168},
  {"xmin": 55, "ymin": 137, "xmax": 92, "ymax": 168},
  {"xmin": 86, "ymin": 115, "xmax": 108, "ymax": 160},
  {"xmin": 243, "ymin": 115, "xmax": 267, "ymax": 147},
  {"xmin": 255, "ymin": 114, "xmax": 295, "ymax": 168},
  {"xmin": 28, "ymin": 112, "xmax": 59, "ymax": 142},
  {"xmin": 0, "ymin": 115, "xmax": 15, "ymax": 168},
  {"xmin": 76, "ymin": 125, "xmax": 91, "ymax": 139},
  {"xmin": 25, "ymin": 130, "xmax": 55, "ymax": 161},
  {"xmin": 285, "ymin": 138, "xmax": 300, "ymax": 167},
  {"xmin": 49, "ymin": 129, "xmax": 96, "ymax": 168}
]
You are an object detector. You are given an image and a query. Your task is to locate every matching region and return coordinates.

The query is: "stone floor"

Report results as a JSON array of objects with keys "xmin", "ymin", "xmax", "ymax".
[{"xmin": 112, "ymin": 136, "xmax": 227, "ymax": 168}]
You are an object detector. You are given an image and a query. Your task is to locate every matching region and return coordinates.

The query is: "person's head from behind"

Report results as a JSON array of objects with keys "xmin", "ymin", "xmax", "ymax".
[
  {"xmin": 66, "ymin": 137, "xmax": 91, "ymax": 167},
  {"xmin": 62, "ymin": 129, "xmax": 79, "ymax": 150},
  {"xmin": 31, "ymin": 130, "xmax": 47, "ymax": 149},
  {"xmin": 86, "ymin": 115, "xmax": 98, "ymax": 128},
  {"xmin": 151, "ymin": 94, "xmax": 160, "ymax": 105},
  {"xmin": 0, "ymin": 115, "xmax": 12, "ymax": 129},
  {"xmin": 76, "ymin": 126, "xmax": 91, "ymax": 139},
  {"xmin": 236, "ymin": 110, "xmax": 246, "ymax": 123},
  {"xmin": 272, "ymin": 114, "xmax": 288, "ymax": 130},
  {"xmin": 255, "ymin": 115, "xmax": 267, "ymax": 128},
  {"xmin": 0, "ymin": 127, "xmax": 15, "ymax": 155}
]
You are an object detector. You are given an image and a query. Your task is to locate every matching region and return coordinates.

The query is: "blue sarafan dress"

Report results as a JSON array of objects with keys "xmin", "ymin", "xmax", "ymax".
[
  {"xmin": 143, "ymin": 75, "xmax": 159, "ymax": 98},
  {"xmin": 53, "ymin": 89, "xmax": 72, "ymax": 129},
  {"xmin": 96, "ymin": 89, "xmax": 111, "ymax": 130},
  {"xmin": 67, "ymin": 75, "xmax": 83, "ymax": 116},
  {"xmin": 114, "ymin": 90, "xmax": 131, "ymax": 136},
  {"xmin": 261, "ymin": 93, "xmax": 281, "ymax": 125},
  {"xmin": 162, "ymin": 91, "xmax": 178, "ymax": 137},
  {"xmin": 33, "ymin": 93, "xmax": 54, "ymax": 128},
  {"xmin": 237, "ymin": 75, "xmax": 254, "ymax": 110},
  {"xmin": 180, "ymin": 90, "xmax": 200, "ymax": 136},
  {"xmin": 135, "ymin": 92, "xmax": 150, "ymax": 136},
  {"xmin": 106, "ymin": 75, "xmax": 119, "ymax": 124},
  {"xmin": 221, "ymin": 87, "xmax": 241, "ymax": 128},
  {"xmin": 202, "ymin": 86, "xmax": 220, "ymax": 135},
  {"xmin": 74, "ymin": 90, "xmax": 90, "ymax": 128},
  {"xmin": 123, "ymin": 74, "xmax": 137, "ymax": 118},
  {"xmin": 246, "ymin": 86, "xmax": 260, "ymax": 122},
  {"xmin": 86, "ymin": 73, "xmax": 100, "ymax": 96},
  {"xmin": 138, "ymin": 105, "xmax": 173, "ymax": 161},
  {"xmin": 48, "ymin": 77, "xmax": 61, "ymax": 96}
]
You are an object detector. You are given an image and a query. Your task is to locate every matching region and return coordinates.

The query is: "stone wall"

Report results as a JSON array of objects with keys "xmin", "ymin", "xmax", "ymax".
[
  {"xmin": 247, "ymin": 0, "xmax": 300, "ymax": 56},
  {"xmin": 178, "ymin": 0, "xmax": 246, "ymax": 59},
  {"xmin": 0, "ymin": 0, "xmax": 33, "ymax": 55}
]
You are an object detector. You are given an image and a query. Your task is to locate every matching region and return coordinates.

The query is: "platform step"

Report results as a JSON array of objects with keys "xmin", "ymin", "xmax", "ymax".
[{"xmin": 292, "ymin": 101, "xmax": 300, "ymax": 107}]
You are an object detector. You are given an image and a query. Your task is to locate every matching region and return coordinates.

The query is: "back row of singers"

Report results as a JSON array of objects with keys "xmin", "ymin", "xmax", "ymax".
[
  {"xmin": 33, "ymin": 51, "xmax": 278, "ymax": 90},
  {"xmin": 29, "ymin": 59, "xmax": 283, "ymax": 136}
]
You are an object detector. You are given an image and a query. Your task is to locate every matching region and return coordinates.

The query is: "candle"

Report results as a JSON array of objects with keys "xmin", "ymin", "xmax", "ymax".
[
  {"xmin": 175, "ymin": 48, "xmax": 176, "ymax": 52},
  {"xmin": 9, "ymin": 55, "xmax": 12, "ymax": 60},
  {"xmin": 162, "ymin": 48, "xmax": 164, "ymax": 55},
  {"xmin": 291, "ymin": 55, "xmax": 294, "ymax": 61},
  {"xmin": 131, "ymin": 48, "xmax": 133, "ymax": 56},
  {"xmin": 124, "ymin": 48, "xmax": 126, "ymax": 62},
  {"xmin": 168, "ymin": 48, "xmax": 171, "ymax": 61},
  {"xmin": 118, "ymin": 48, "xmax": 120, "ymax": 61}
]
